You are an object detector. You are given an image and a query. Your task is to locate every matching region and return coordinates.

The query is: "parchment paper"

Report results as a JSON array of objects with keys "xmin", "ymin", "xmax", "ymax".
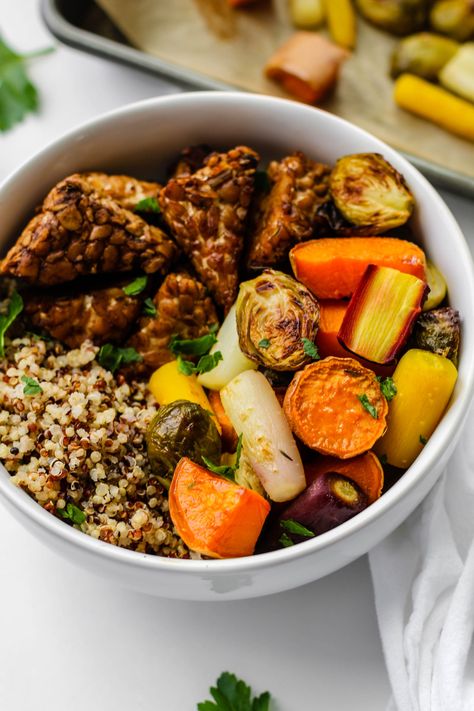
[{"xmin": 96, "ymin": 0, "xmax": 474, "ymax": 180}]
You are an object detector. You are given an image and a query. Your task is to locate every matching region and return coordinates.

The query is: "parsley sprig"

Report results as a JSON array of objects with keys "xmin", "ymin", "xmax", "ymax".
[
  {"xmin": 123, "ymin": 275, "xmax": 148, "ymax": 296},
  {"xmin": 203, "ymin": 434, "xmax": 243, "ymax": 481},
  {"xmin": 377, "ymin": 376, "xmax": 397, "ymax": 401},
  {"xmin": 133, "ymin": 196, "xmax": 161, "ymax": 213},
  {"xmin": 279, "ymin": 519, "xmax": 315, "ymax": 547},
  {"xmin": 169, "ymin": 325, "xmax": 222, "ymax": 376},
  {"xmin": 143, "ymin": 298, "xmax": 157, "ymax": 317},
  {"xmin": 58, "ymin": 503, "xmax": 86, "ymax": 526},
  {"xmin": 358, "ymin": 393, "xmax": 378, "ymax": 419},
  {"xmin": 0, "ymin": 290, "xmax": 23, "ymax": 357},
  {"xmin": 301, "ymin": 338, "xmax": 320, "ymax": 360},
  {"xmin": 197, "ymin": 672, "xmax": 271, "ymax": 711},
  {"xmin": 21, "ymin": 375, "xmax": 42, "ymax": 396},
  {"xmin": 98, "ymin": 344, "xmax": 142, "ymax": 373}
]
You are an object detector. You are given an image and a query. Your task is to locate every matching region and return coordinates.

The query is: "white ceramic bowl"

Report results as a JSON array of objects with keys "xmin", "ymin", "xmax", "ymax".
[{"xmin": 0, "ymin": 92, "xmax": 473, "ymax": 601}]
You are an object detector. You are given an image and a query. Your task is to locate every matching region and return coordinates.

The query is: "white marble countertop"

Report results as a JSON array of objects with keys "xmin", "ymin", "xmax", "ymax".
[{"xmin": 0, "ymin": 3, "xmax": 471, "ymax": 709}]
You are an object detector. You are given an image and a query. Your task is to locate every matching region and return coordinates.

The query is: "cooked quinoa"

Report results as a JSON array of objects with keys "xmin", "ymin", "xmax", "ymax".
[{"xmin": 0, "ymin": 335, "xmax": 189, "ymax": 557}]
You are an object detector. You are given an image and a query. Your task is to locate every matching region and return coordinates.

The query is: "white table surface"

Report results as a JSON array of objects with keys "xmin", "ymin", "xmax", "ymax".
[{"xmin": 0, "ymin": 3, "xmax": 472, "ymax": 710}]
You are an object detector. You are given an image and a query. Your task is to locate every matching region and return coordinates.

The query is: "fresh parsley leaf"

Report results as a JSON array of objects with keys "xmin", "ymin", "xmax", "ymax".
[
  {"xmin": 169, "ymin": 325, "xmax": 219, "ymax": 357},
  {"xmin": 280, "ymin": 519, "xmax": 315, "ymax": 538},
  {"xmin": 258, "ymin": 338, "xmax": 270, "ymax": 349},
  {"xmin": 197, "ymin": 671, "xmax": 271, "ymax": 711},
  {"xmin": 98, "ymin": 344, "xmax": 142, "ymax": 373},
  {"xmin": 0, "ymin": 290, "xmax": 23, "ymax": 357},
  {"xmin": 301, "ymin": 338, "xmax": 320, "ymax": 360},
  {"xmin": 143, "ymin": 298, "xmax": 157, "ymax": 317},
  {"xmin": 58, "ymin": 503, "xmax": 86, "ymax": 526},
  {"xmin": 279, "ymin": 533, "xmax": 294, "ymax": 548},
  {"xmin": 419, "ymin": 435, "xmax": 428, "ymax": 445},
  {"xmin": 133, "ymin": 196, "xmax": 160, "ymax": 213},
  {"xmin": 0, "ymin": 38, "xmax": 53, "ymax": 132},
  {"xmin": 177, "ymin": 351, "xmax": 223, "ymax": 376},
  {"xmin": 21, "ymin": 375, "xmax": 42, "ymax": 396},
  {"xmin": 203, "ymin": 434, "xmax": 243, "ymax": 481},
  {"xmin": 122, "ymin": 275, "xmax": 148, "ymax": 296},
  {"xmin": 358, "ymin": 393, "xmax": 378, "ymax": 419},
  {"xmin": 377, "ymin": 376, "xmax": 397, "ymax": 402}
]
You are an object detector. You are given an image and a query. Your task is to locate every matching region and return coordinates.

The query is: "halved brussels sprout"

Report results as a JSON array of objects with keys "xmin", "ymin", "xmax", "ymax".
[
  {"xmin": 391, "ymin": 32, "xmax": 460, "ymax": 80},
  {"xmin": 146, "ymin": 400, "xmax": 221, "ymax": 477},
  {"xmin": 329, "ymin": 153, "xmax": 415, "ymax": 233},
  {"xmin": 236, "ymin": 270, "xmax": 320, "ymax": 371},
  {"xmin": 355, "ymin": 0, "xmax": 430, "ymax": 35},
  {"xmin": 430, "ymin": 0, "xmax": 474, "ymax": 41},
  {"xmin": 414, "ymin": 307, "xmax": 460, "ymax": 362}
]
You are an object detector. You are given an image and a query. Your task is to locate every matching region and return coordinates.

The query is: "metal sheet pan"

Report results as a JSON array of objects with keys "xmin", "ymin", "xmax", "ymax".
[{"xmin": 42, "ymin": 0, "xmax": 474, "ymax": 198}]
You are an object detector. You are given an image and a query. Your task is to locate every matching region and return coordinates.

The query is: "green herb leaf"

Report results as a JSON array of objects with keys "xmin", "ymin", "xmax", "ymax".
[
  {"xmin": 202, "ymin": 434, "xmax": 243, "ymax": 481},
  {"xmin": 58, "ymin": 503, "xmax": 86, "ymax": 526},
  {"xmin": 301, "ymin": 338, "xmax": 320, "ymax": 360},
  {"xmin": 419, "ymin": 435, "xmax": 428, "ymax": 445},
  {"xmin": 21, "ymin": 375, "xmax": 42, "ymax": 396},
  {"xmin": 0, "ymin": 38, "xmax": 53, "ymax": 132},
  {"xmin": 98, "ymin": 344, "xmax": 142, "ymax": 373},
  {"xmin": 0, "ymin": 290, "xmax": 23, "ymax": 357},
  {"xmin": 258, "ymin": 338, "xmax": 270, "ymax": 349},
  {"xmin": 122, "ymin": 275, "xmax": 148, "ymax": 296},
  {"xmin": 197, "ymin": 672, "xmax": 271, "ymax": 711},
  {"xmin": 358, "ymin": 393, "xmax": 378, "ymax": 419},
  {"xmin": 169, "ymin": 325, "xmax": 219, "ymax": 357},
  {"xmin": 133, "ymin": 196, "xmax": 161, "ymax": 213},
  {"xmin": 377, "ymin": 376, "xmax": 397, "ymax": 402},
  {"xmin": 177, "ymin": 351, "xmax": 223, "ymax": 376},
  {"xmin": 280, "ymin": 519, "xmax": 315, "ymax": 538},
  {"xmin": 143, "ymin": 298, "xmax": 157, "ymax": 317},
  {"xmin": 279, "ymin": 533, "xmax": 295, "ymax": 548}
]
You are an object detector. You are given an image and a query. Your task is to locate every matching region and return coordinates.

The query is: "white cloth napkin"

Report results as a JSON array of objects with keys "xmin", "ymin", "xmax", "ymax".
[{"xmin": 369, "ymin": 403, "xmax": 474, "ymax": 711}]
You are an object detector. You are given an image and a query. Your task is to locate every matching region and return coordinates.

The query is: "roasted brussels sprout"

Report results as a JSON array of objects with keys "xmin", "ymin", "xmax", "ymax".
[
  {"xmin": 328, "ymin": 153, "xmax": 415, "ymax": 234},
  {"xmin": 236, "ymin": 270, "xmax": 320, "ymax": 371},
  {"xmin": 146, "ymin": 400, "xmax": 221, "ymax": 477},
  {"xmin": 414, "ymin": 307, "xmax": 460, "ymax": 362},
  {"xmin": 391, "ymin": 33, "xmax": 459, "ymax": 80},
  {"xmin": 355, "ymin": 0, "xmax": 430, "ymax": 35},
  {"xmin": 430, "ymin": 0, "xmax": 474, "ymax": 41}
]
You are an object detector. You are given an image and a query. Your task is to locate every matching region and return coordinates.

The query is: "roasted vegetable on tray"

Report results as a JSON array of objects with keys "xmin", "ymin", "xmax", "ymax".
[{"xmin": 1, "ymin": 142, "xmax": 461, "ymax": 560}]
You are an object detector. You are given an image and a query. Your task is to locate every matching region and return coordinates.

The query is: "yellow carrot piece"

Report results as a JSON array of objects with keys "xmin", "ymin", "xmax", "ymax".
[
  {"xmin": 149, "ymin": 360, "xmax": 221, "ymax": 432},
  {"xmin": 324, "ymin": 0, "xmax": 356, "ymax": 49},
  {"xmin": 394, "ymin": 73, "xmax": 474, "ymax": 143},
  {"xmin": 375, "ymin": 349, "xmax": 457, "ymax": 468}
]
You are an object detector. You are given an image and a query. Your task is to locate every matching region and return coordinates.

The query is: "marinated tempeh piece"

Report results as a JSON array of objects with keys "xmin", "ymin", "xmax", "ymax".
[
  {"xmin": 247, "ymin": 152, "xmax": 330, "ymax": 269},
  {"xmin": 78, "ymin": 172, "xmax": 161, "ymax": 211},
  {"xmin": 125, "ymin": 272, "xmax": 218, "ymax": 376},
  {"xmin": 0, "ymin": 174, "xmax": 177, "ymax": 286},
  {"xmin": 24, "ymin": 283, "xmax": 143, "ymax": 348},
  {"xmin": 170, "ymin": 145, "xmax": 212, "ymax": 179},
  {"xmin": 160, "ymin": 146, "xmax": 259, "ymax": 313}
]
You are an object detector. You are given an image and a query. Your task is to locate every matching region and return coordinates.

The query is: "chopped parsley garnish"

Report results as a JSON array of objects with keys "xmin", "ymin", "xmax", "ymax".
[
  {"xmin": 133, "ymin": 196, "xmax": 161, "ymax": 213},
  {"xmin": 169, "ymin": 325, "xmax": 218, "ymax": 357},
  {"xmin": 98, "ymin": 343, "xmax": 142, "ymax": 373},
  {"xmin": 258, "ymin": 338, "xmax": 270, "ymax": 349},
  {"xmin": 377, "ymin": 376, "xmax": 397, "ymax": 402},
  {"xmin": 58, "ymin": 503, "xmax": 86, "ymax": 526},
  {"xmin": 279, "ymin": 533, "xmax": 295, "ymax": 548},
  {"xmin": 122, "ymin": 275, "xmax": 148, "ymax": 296},
  {"xmin": 21, "ymin": 375, "xmax": 42, "ymax": 396},
  {"xmin": 301, "ymin": 338, "xmax": 320, "ymax": 360},
  {"xmin": 0, "ymin": 38, "xmax": 53, "ymax": 132},
  {"xmin": 197, "ymin": 671, "xmax": 271, "ymax": 711},
  {"xmin": 358, "ymin": 393, "xmax": 378, "ymax": 419},
  {"xmin": 177, "ymin": 351, "xmax": 223, "ymax": 376},
  {"xmin": 203, "ymin": 434, "xmax": 243, "ymax": 481},
  {"xmin": 0, "ymin": 290, "xmax": 23, "ymax": 357},
  {"xmin": 419, "ymin": 435, "xmax": 428, "ymax": 445},
  {"xmin": 142, "ymin": 297, "xmax": 157, "ymax": 317},
  {"xmin": 280, "ymin": 519, "xmax": 315, "ymax": 538}
]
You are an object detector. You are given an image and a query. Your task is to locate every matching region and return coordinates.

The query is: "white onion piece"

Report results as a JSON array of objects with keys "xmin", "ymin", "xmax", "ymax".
[
  {"xmin": 198, "ymin": 303, "xmax": 257, "ymax": 390},
  {"xmin": 220, "ymin": 370, "xmax": 306, "ymax": 502}
]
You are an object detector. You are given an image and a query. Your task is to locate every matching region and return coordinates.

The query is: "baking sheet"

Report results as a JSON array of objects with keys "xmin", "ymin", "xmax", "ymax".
[{"xmin": 42, "ymin": 0, "xmax": 474, "ymax": 197}]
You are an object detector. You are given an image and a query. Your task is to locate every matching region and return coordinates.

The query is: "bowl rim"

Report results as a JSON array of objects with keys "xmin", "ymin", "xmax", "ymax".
[{"xmin": 1, "ymin": 90, "xmax": 473, "ymax": 575}]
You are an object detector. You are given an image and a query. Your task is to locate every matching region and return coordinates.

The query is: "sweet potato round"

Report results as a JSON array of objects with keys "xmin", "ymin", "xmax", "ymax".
[{"xmin": 283, "ymin": 357, "xmax": 388, "ymax": 458}]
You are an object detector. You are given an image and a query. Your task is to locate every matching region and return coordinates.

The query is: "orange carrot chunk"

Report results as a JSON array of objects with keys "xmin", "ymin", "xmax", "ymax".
[
  {"xmin": 290, "ymin": 237, "xmax": 426, "ymax": 299},
  {"xmin": 208, "ymin": 389, "xmax": 239, "ymax": 452},
  {"xmin": 304, "ymin": 452, "xmax": 384, "ymax": 504},
  {"xmin": 169, "ymin": 457, "xmax": 271, "ymax": 559},
  {"xmin": 284, "ymin": 357, "xmax": 388, "ymax": 458},
  {"xmin": 265, "ymin": 32, "xmax": 349, "ymax": 104}
]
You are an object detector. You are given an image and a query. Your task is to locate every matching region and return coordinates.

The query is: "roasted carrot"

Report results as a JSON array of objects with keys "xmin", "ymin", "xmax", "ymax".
[
  {"xmin": 290, "ymin": 237, "xmax": 426, "ymax": 299},
  {"xmin": 169, "ymin": 457, "xmax": 271, "ymax": 559},
  {"xmin": 284, "ymin": 357, "xmax": 388, "ymax": 458},
  {"xmin": 304, "ymin": 452, "xmax": 384, "ymax": 504},
  {"xmin": 208, "ymin": 389, "xmax": 238, "ymax": 452},
  {"xmin": 324, "ymin": 0, "xmax": 357, "ymax": 49}
]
